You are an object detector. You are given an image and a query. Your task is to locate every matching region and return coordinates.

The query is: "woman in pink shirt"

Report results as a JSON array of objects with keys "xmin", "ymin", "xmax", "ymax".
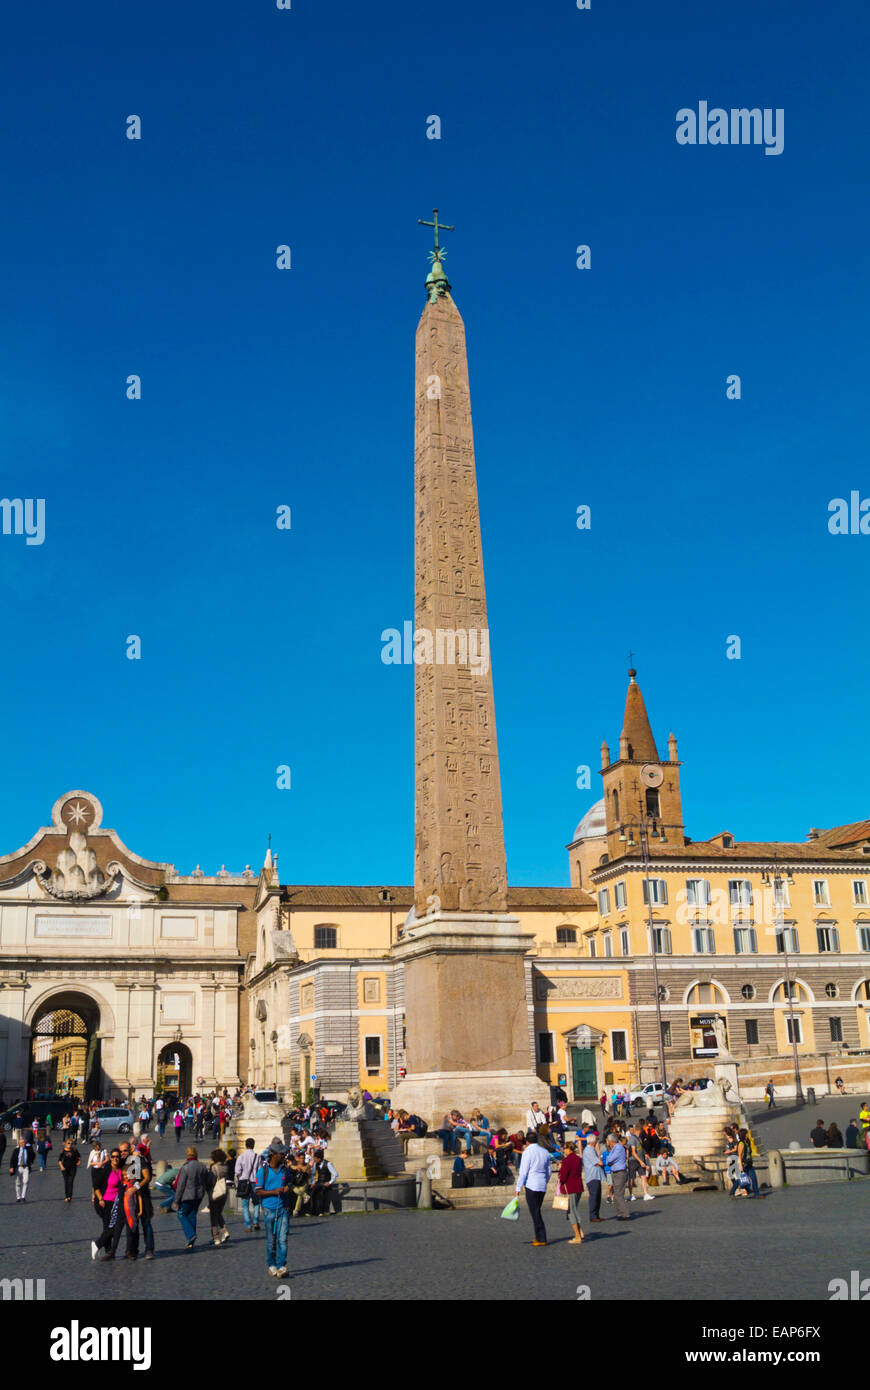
[{"xmin": 92, "ymin": 1149, "xmax": 126, "ymax": 1261}]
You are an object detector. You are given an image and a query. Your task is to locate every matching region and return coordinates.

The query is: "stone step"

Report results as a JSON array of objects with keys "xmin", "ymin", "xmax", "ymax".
[{"xmin": 440, "ymin": 1181, "xmax": 716, "ymax": 1210}]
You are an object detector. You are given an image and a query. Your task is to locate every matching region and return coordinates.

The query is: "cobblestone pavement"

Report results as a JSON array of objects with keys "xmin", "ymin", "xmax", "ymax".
[{"xmin": 1, "ymin": 1127, "xmax": 867, "ymax": 1300}]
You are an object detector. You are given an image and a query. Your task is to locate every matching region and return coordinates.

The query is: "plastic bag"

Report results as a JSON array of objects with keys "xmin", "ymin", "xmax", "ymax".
[{"xmin": 500, "ymin": 1196, "xmax": 520, "ymax": 1220}]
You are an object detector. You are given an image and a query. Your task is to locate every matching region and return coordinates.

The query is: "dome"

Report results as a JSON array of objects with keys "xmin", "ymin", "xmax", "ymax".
[{"xmin": 572, "ymin": 797, "xmax": 607, "ymax": 842}]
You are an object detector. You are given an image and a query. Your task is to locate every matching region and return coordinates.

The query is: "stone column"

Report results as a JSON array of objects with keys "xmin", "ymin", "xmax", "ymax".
[
  {"xmin": 113, "ymin": 983, "xmax": 134, "ymax": 1093},
  {"xmin": 200, "ymin": 982, "xmax": 217, "ymax": 1087}
]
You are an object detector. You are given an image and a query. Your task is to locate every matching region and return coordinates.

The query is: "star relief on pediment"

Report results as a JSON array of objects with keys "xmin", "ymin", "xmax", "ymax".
[{"xmin": 31, "ymin": 790, "xmax": 121, "ymax": 902}]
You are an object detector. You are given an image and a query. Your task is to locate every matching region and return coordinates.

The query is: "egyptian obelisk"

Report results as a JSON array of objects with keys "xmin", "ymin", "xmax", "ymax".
[{"xmin": 390, "ymin": 213, "xmax": 549, "ymax": 1127}]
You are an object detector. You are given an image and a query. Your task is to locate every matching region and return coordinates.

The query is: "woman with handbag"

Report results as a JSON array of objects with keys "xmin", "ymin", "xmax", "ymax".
[
  {"xmin": 557, "ymin": 1141, "xmax": 585, "ymax": 1245},
  {"xmin": 233, "ymin": 1136, "xmax": 261, "ymax": 1231},
  {"xmin": 207, "ymin": 1148, "xmax": 230, "ymax": 1245}
]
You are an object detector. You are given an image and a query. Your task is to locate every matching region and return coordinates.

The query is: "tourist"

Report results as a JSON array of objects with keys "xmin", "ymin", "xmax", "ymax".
[
  {"xmin": 173, "ymin": 1107, "xmax": 185, "ymax": 1144},
  {"xmin": 61, "ymin": 1112, "xmax": 71, "ymax": 1143},
  {"xmin": 580, "ymin": 1105, "xmax": 596, "ymax": 1130},
  {"xmin": 515, "ymin": 1127, "xmax": 552, "ymax": 1247},
  {"xmin": 845, "ymin": 1119, "xmax": 859, "ymax": 1149},
  {"xmin": 138, "ymin": 1103, "xmax": 150, "ymax": 1134},
  {"xmin": 733, "ymin": 1129, "xmax": 760, "ymax": 1199},
  {"xmin": 525, "ymin": 1101, "xmax": 547, "ymax": 1133},
  {"xmin": 9, "ymin": 1133, "xmax": 34, "ymax": 1202},
  {"xmin": 254, "ymin": 1148, "xmax": 291, "ymax": 1278},
  {"xmin": 77, "ymin": 1111, "xmax": 88, "ymax": 1144},
  {"xmin": 656, "ymin": 1149, "xmax": 683, "ymax": 1187},
  {"xmin": 89, "ymin": 1115, "xmax": 102, "ymax": 1143},
  {"xmin": 835, "ymin": 1075, "xmax": 846, "ymax": 1095},
  {"xmin": 87, "ymin": 1138, "xmax": 109, "ymax": 1197},
  {"xmin": 599, "ymin": 1090, "xmax": 609, "ymax": 1122},
  {"xmin": 119, "ymin": 1139, "xmax": 155, "ymax": 1260},
  {"xmin": 810, "ymin": 1119, "xmax": 828, "ymax": 1148},
  {"xmin": 206, "ymin": 1148, "xmax": 230, "ymax": 1246},
  {"xmin": 827, "ymin": 1122, "xmax": 844, "ymax": 1148},
  {"xmin": 172, "ymin": 1146, "xmax": 213, "ymax": 1249},
  {"xmin": 858, "ymin": 1102, "xmax": 870, "ymax": 1139},
  {"xmin": 765, "ymin": 1080, "xmax": 776, "ymax": 1109},
  {"xmin": 626, "ymin": 1124, "xmax": 655, "ymax": 1201},
  {"xmin": 581, "ymin": 1131, "xmax": 604, "ymax": 1222},
  {"xmin": 469, "ymin": 1108, "xmax": 491, "ymax": 1145},
  {"xmin": 92, "ymin": 1149, "xmax": 127, "ymax": 1260},
  {"xmin": 604, "ymin": 1133, "xmax": 630, "ymax": 1220},
  {"xmin": 36, "ymin": 1129, "xmax": 52, "ymax": 1172},
  {"xmin": 309, "ymin": 1149, "xmax": 338, "ymax": 1215},
  {"xmin": 492, "ymin": 1129, "xmax": 514, "ymax": 1183},
  {"xmin": 59, "ymin": 1137, "xmax": 81, "ymax": 1203},
  {"xmin": 289, "ymin": 1151, "xmax": 311, "ymax": 1216},
  {"xmin": 557, "ymin": 1140, "xmax": 585, "ymax": 1245},
  {"xmin": 723, "ymin": 1124, "xmax": 740, "ymax": 1184}
]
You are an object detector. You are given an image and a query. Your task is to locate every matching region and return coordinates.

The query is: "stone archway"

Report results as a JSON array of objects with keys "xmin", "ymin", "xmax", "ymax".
[
  {"xmin": 157, "ymin": 1042, "xmax": 193, "ymax": 1101},
  {"xmin": 27, "ymin": 989, "xmax": 107, "ymax": 1102}
]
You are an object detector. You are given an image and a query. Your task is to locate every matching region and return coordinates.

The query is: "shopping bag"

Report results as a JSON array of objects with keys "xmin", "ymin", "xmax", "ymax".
[
  {"xmin": 552, "ymin": 1191, "xmax": 570, "ymax": 1211},
  {"xmin": 500, "ymin": 1196, "xmax": 520, "ymax": 1220}
]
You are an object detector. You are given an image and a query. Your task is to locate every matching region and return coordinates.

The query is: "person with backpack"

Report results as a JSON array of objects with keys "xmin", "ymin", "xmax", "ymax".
[
  {"xmin": 765, "ymin": 1080, "xmax": 776, "ymax": 1109},
  {"xmin": 253, "ymin": 1148, "xmax": 291, "ymax": 1278}
]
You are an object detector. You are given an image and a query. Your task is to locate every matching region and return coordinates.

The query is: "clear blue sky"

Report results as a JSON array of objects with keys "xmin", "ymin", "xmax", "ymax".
[{"xmin": 1, "ymin": 1, "xmax": 867, "ymax": 884}]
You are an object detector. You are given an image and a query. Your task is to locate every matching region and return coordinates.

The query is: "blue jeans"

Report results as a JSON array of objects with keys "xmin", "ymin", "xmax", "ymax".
[
  {"xmin": 453, "ymin": 1126, "xmax": 474, "ymax": 1154},
  {"xmin": 177, "ymin": 1199, "xmax": 199, "ymax": 1243},
  {"xmin": 155, "ymin": 1185, "xmax": 174, "ymax": 1212},
  {"xmin": 264, "ymin": 1207, "xmax": 288, "ymax": 1269},
  {"xmin": 38, "ymin": 1153, "xmax": 47, "ymax": 1171},
  {"xmin": 242, "ymin": 1195, "xmax": 261, "ymax": 1230}
]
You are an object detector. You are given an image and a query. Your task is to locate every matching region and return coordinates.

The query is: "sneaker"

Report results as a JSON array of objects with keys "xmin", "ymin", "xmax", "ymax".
[
  {"xmin": 214, "ymin": 1238, "xmax": 222, "ymax": 1246},
  {"xmin": 276, "ymin": 1266, "xmax": 288, "ymax": 1277},
  {"xmin": 629, "ymin": 1195, "xmax": 637, "ymax": 1201},
  {"xmin": 268, "ymin": 1266, "xmax": 279, "ymax": 1277},
  {"xmin": 644, "ymin": 1193, "xmax": 656, "ymax": 1201},
  {"xmin": 91, "ymin": 1241, "xmax": 99, "ymax": 1261},
  {"xmin": 220, "ymin": 1230, "xmax": 229, "ymax": 1243},
  {"xmin": 145, "ymin": 1252, "xmax": 154, "ymax": 1260}
]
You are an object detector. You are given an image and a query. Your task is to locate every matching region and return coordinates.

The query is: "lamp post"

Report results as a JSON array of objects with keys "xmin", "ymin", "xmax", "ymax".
[
  {"xmin": 763, "ymin": 857, "xmax": 803, "ymax": 1104},
  {"xmin": 619, "ymin": 803, "xmax": 668, "ymax": 1090}
]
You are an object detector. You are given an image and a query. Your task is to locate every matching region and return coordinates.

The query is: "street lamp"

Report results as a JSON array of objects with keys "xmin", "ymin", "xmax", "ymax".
[
  {"xmin": 762, "ymin": 854, "xmax": 803, "ymax": 1104},
  {"xmin": 618, "ymin": 802, "xmax": 668, "ymax": 1091}
]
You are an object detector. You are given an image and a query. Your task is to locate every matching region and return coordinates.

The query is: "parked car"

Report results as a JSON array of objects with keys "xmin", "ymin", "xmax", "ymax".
[
  {"xmin": 629, "ymin": 1082, "xmax": 666, "ymax": 1109},
  {"xmin": 94, "ymin": 1106, "xmax": 136, "ymax": 1133}
]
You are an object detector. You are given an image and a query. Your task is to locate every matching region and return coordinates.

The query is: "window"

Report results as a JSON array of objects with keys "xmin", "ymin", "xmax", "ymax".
[
  {"xmin": 645, "ymin": 787, "xmax": 661, "ymax": 819},
  {"xmin": 556, "ymin": 926, "xmax": 577, "ymax": 944},
  {"xmin": 786, "ymin": 1016, "xmax": 803, "ymax": 1045},
  {"xmin": 612, "ymin": 789, "xmax": 620, "ymax": 822},
  {"xmin": 816, "ymin": 926, "xmax": 840, "ymax": 953},
  {"xmin": 614, "ymin": 881, "xmax": 627, "ymax": 910},
  {"xmin": 650, "ymin": 926, "xmax": 672, "ymax": 954},
  {"xmin": 775, "ymin": 927, "xmax": 800, "ymax": 954},
  {"xmin": 729, "ymin": 879, "xmax": 753, "ymax": 908},
  {"xmin": 602, "ymin": 932, "xmax": 613, "ymax": 958},
  {"xmin": 538, "ymin": 1032, "xmax": 555, "ymax": 1064},
  {"xmin": 620, "ymin": 929, "xmax": 630, "ymax": 956},
  {"xmin": 661, "ymin": 1021, "xmax": 672, "ymax": 1048},
  {"xmin": 611, "ymin": 1030, "xmax": 628, "ymax": 1062},
  {"xmin": 688, "ymin": 982, "xmax": 725, "ymax": 1006},
  {"xmin": 643, "ymin": 879, "xmax": 668, "ymax": 906},
  {"xmin": 692, "ymin": 927, "xmax": 716, "ymax": 954},
  {"xmin": 575, "ymin": 860, "xmax": 582, "ymax": 886},
  {"xmin": 314, "ymin": 925, "xmax": 338, "ymax": 950},
  {"xmin": 686, "ymin": 878, "xmax": 711, "ymax": 908},
  {"xmin": 853, "ymin": 880, "xmax": 868, "ymax": 906},
  {"xmin": 733, "ymin": 927, "xmax": 757, "ymax": 954},
  {"xmin": 813, "ymin": 880, "xmax": 830, "ymax": 906},
  {"xmin": 364, "ymin": 1036, "xmax": 382, "ymax": 1071},
  {"xmin": 824, "ymin": 982, "xmax": 839, "ymax": 999},
  {"xmin": 775, "ymin": 980, "xmax": 805, "ymax": 1002},
  {"xmin": 587, "ymin": 936, "xmax": 598, "ymax": 959},
  {"xmin": 741, "ymin": 983, "xmax": 756, "ymax": 1001},
  {"xmin": 598, "ymin": 889, "xmax": 611, "ymax": 916},
  {"xmin": 745, "ymin": 1019, "xmax": 759, "ymax": 1045},
  {"xmin": 859, "ymin": 927, "xmax": 870, "ymax": 953},
  {"xmin": 829, "ymin": 1017, "xmax": 843, "ymax": 1043}
]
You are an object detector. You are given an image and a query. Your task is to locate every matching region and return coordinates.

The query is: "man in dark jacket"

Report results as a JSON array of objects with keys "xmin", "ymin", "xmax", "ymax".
[
  {"xmin": 172, "ymin": 1146, "xmax": 213, "ymax": 1249},
  {"xmin": 9, "ymin": 1134, "xmax": 35, "ymax": 1201},
  {"xmin": 810, "ymin": 1119, "xmax": 828, "ymax": 1148}
]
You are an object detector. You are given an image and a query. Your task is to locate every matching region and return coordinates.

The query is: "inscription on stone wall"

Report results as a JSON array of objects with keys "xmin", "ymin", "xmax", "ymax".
[
  {"xmin": 34, "ymin": 915, "xmax": 112, "ymax": 939},
  {"xmin": 535, "ymin": 976, "xmax": 623, "ymax": 1002}
]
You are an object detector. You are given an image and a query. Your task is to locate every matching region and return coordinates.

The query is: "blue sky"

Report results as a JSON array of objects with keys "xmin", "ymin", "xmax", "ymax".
[{"xmin": 1, "ymin": 1, "xmax": 867, "ymax": 884}]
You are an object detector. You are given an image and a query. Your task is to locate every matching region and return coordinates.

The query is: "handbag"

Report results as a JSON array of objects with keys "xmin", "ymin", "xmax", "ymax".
[
  {"xmin": 552, "ymin": 1188, "xmax": 570, "ymax": 1211},
  {"xmin": 212, "ymin": 1176, "xmax": 227, "ymax": 1200},
  {"xmin": 236, "ymin": 1178, "xmax": 252, "ymax": 1200}
]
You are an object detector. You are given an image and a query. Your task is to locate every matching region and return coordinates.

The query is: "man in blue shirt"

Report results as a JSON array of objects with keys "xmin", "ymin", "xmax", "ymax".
[
  {"xmin": 254, "ymin": 1148, "xmax": 291, "ymax": 1278},
  {"xmin": 515, "ymin": 1136, "xmax": 552, "ymax": 1246},
  {"xmin": 605, "ymin": 1133, "xmax": 630, "ymax": 1219}
]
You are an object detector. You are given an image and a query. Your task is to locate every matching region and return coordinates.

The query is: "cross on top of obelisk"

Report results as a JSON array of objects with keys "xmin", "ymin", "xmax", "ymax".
[{"xmin": 417, "ymin": 207, "xmax": 454, "ymax": 256}]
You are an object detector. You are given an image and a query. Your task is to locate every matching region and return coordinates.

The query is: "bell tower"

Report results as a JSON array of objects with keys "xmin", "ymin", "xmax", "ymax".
[{"xmin": 600, "ymin": 669, "xmax": 684, "ymax": 858}]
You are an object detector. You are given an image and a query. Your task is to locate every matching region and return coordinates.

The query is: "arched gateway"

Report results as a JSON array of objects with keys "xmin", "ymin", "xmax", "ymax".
[{"xmin": 0, "ymin": 791, "xmax": 257, "ymax": 1105}]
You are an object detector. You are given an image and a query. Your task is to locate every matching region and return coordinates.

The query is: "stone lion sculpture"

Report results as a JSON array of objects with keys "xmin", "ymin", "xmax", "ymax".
[
  {"xmin": 674, "ymin": 1077, "xmax": 733, "ymax": 1110},
  {"xmin": 340, "ymin": 1089, "xmax": 372, "ymax": 1122}
]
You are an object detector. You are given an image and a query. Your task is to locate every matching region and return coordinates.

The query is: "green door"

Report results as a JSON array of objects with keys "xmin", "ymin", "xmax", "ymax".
[{"xmin": 571, "ymin": 1047, "xmax": 597, "ymax": 1099}]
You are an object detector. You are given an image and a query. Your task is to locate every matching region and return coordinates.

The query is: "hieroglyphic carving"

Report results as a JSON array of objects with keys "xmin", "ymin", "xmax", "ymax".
[{"xmin": 414, "ymin": 292, "xmax": 509, "ymax": 916}]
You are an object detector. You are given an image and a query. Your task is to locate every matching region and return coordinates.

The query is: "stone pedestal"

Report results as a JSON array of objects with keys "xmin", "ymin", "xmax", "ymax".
[
  {"xmin": 669, "ymin": 1101, "xmax": 743, "ymax": 1177},
  {"xmin": 714, "ymin": 1059, "xmax": 741, "ymax": 1100},
  {"xmin": 390, "ymin": 911, "xmax": 549, "ymax": 1131},
  {"xmin": 327, "ymin": 1120, "xmax": 406, "ymax": 1181},
  {"xmin": 224, "ymin": 1099, "xmax": 286, "ymax": 1156}
]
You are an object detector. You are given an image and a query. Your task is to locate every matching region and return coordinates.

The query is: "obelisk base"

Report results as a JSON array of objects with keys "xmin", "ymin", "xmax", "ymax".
[{"xmin": 390, "ymin": 911, "xmax": 550, "ymax": 1131}]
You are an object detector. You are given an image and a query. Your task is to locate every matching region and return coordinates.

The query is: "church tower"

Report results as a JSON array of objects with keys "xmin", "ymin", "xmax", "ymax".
[
  {"xmin": 391, "ymin": 212, "xmax": 548, "ymax": 1127},
  {"xmin": 601, "ymin": 669, "xmax": 684, "ymax": 859}
]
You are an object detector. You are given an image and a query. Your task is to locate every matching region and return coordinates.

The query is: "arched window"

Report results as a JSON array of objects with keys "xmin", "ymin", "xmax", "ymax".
[
  {"xmin": 686, "ymin": 981, "xmax": 726, "ymax": 1006},
  {"xmin": 612, "ymin": 789, "xmax": 619, "ymax": 822},
  {"xmin": 773, "ymin": 980, "xmax": 808, "ymax": 1002},
  {"xmin": 314, "ymin": 924, "xmax": 338, "ymax": 950},
  {"xmin": 556, "ymin": 926, "xmax": 577, "ymax": 944}
]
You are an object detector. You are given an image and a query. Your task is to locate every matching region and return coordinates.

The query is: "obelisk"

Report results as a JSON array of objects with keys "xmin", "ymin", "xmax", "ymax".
[{"xmin": 390, "ymin": 212, "xmax": 549, "ymax": 1128}]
